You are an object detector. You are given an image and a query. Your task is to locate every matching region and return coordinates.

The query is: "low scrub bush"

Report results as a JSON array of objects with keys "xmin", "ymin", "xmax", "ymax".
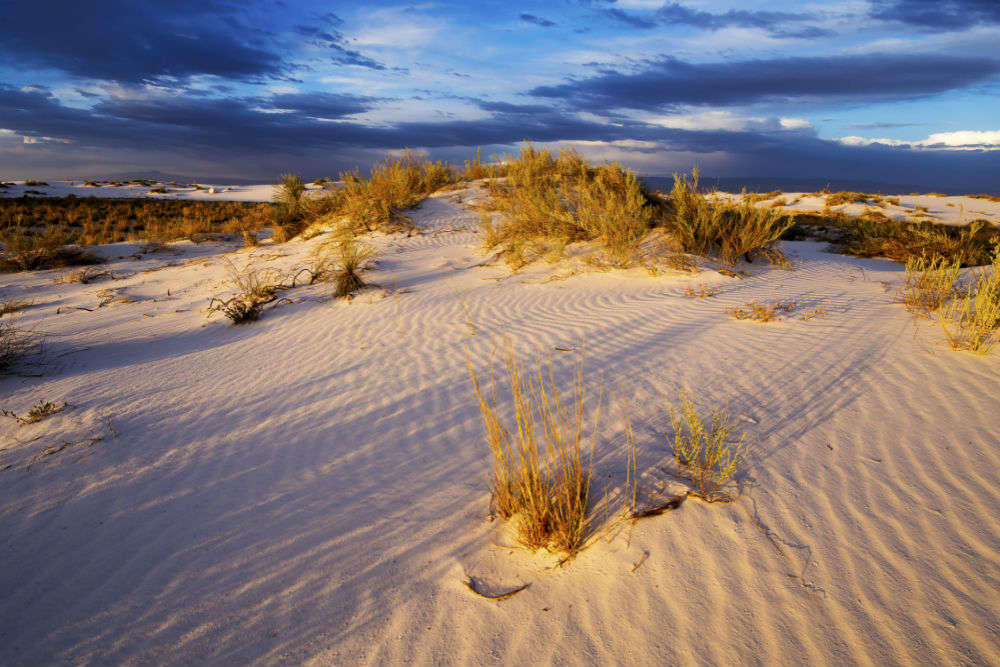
[
  {"xmin": 843, "ymin": 218, "xmax": 997, "ymax": 266},
  {"xmin": 669, "ymin": 393, "xmax": 746, "ymax": 502},
  {"xmin": 485, "ymin": 144, "xmax": 654, "ymax": 267},
  {"xmin": 208, "ymin": 259, "xmax": 284, "ymax": 324},
  {"xmin": 662, "ymin": 170, "xmax": 795, "ymax": 266},
  {"xmin": 469, "ymin": 350, "xmax": 595, "ymax": 556}
]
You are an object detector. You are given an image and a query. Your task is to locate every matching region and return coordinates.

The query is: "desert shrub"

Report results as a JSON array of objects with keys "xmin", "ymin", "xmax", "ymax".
[
  {"xmin": 0, "ymin": 298, "xmax": 29, "ymax": 316},
  {"xmin": 0, "ymin": 224, "xmax": 102, "ymax": 271},
  {"xmin": 662, "ymin": 170, "xmax": 795, "ymax": 266},
  {"xmin": 900, "ymin": 254, "xmax": 961, "ymax": 314},
  {"xmin": 24, "ymin": 180, "xmax": 48, "ymax": 187},
  {"xmin": 669, "ymin": 393, "xmax": 746, "ymax": 502},
  {"xmin": 485, "ymin": 144, "xmax": 654, "ymax": 267},
  {"xmin": 334, "ymin": 239, "xmax": 376, "ymax": 298},
  {"xmin": 469, "ymin": 350, "xmax": 594, "ymax": 556},
  {"xmin": 208, "ymin": 259, "xmax": 284, "ymax": 324},
  {"xmin": 938, "ymin": 248, "xmax": 1000, "ymax": 354}
]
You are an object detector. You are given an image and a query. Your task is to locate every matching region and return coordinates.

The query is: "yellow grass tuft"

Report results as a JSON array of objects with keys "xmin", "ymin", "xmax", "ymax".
[
  {"xmin": 938, "ymin": 247, "xmax": 1000, "ymax": 354},
  {"xmin": 900, "ymin": 254, "xmax": 961, "ymax": 315},
  {"xmin": 468, "ymin": 349, "xmax": 596, "ymax": 556}
]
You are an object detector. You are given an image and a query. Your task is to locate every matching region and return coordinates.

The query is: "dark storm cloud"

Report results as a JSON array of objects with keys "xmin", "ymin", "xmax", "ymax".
[
  {"xmin": 581, "ymin": 1, "xmax": 829, "ymax": 37},
  {"xmin": 520, "ymin": 14, "xmax": 557, "ymax": 28},
  {"xmin": 268, "ymin": 92, "xmax": 379, "ymax": 117},
  {"xmin": 0, "ymin": 0, "xmax": 283, "ymax": 83},
  {"xmin": 530, "ymin": 53, "xmax": 1000, "ymax": 110},
  {"xmin": 476, "ymin": 101, "xmax": 553, "ymax": 114},
  {"xmin": 870, "ymin": 0, "xmax": 1000, "ymax": 29},
  {"xmin": 4, "ymin": 82, "xmax": 1000, "ymax": 191},
  {"xmin": 0, "ymin": 1, "xmax": 386, "ymax": 83}
]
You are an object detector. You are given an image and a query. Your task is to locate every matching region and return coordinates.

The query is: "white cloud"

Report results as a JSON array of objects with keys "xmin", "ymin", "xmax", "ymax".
[{"xmin": 839, "ymin": 129, "xmax": 1000, "ymax": 150}]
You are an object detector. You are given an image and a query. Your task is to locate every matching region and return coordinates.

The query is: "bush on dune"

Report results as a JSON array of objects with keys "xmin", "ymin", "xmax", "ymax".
[
  {"xmin": 485, "ymin": 145, "xmax": 654, "ymax": 267},
  {"xmin": 0, "ymin": 224, "xmax": 102, "ymax": 271},
  {"xmin": 661, "ymin": 169, "xmax": 796, "ymax": 267}
]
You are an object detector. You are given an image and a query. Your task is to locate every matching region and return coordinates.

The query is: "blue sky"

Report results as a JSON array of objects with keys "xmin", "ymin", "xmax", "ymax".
[{"xmin": 1, "ymin": 0, "xmax": 999, "ymax": 188}]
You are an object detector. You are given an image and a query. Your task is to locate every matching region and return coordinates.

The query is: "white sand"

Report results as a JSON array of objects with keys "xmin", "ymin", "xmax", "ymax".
[{"xmin": 2, "ymin": 183, "xmax": 999, "ymax": 665}]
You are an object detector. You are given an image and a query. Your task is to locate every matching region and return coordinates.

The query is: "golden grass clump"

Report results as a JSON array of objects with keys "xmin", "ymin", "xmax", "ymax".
[
  {"xmin": 485, "ymin": 144, "xmax": 653, "ymax": 267},
  {"xmin": 469, "ymin": 350, "xmax": 595, "ymax": 556},
  {"xmin": 318, "ymin": 151, "xmax": 457, "ymax": 235},
  {"xmin": 938, "ymin": 247, "xmax": 1000, "ymax": 354},
  {"xmin": 669, "ymin": 393, "xmax": 746, "ymax": 502},
  {"xmin": 663, "ymin": 169, "xmax": 795, "ymax": 266},
  {"xmin": 900, "ymin": 254, "xmax": 961, "ymax": 314},
  {"xmin": 334, "ymin": 238, "xmax": 376, "ymax": 298}
]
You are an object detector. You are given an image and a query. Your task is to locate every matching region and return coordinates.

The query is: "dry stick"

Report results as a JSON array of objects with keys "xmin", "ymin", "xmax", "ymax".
[{"xmin": 464, "ymin": 576, "xmax": 529, "ymax": 601}]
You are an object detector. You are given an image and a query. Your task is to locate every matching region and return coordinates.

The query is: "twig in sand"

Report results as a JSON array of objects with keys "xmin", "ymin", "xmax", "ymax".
[
  {"xmin": 631, "ymin": 493, "xmax": 687, "ymax": 518},
  {"xmin": 464, "ymin": 576, "xmax": 529, "ymax": 601}
]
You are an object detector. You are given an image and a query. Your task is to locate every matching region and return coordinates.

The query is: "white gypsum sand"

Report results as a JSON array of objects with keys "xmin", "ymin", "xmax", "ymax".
[{"xmin": 1, "ymin": 182, "xmax": 999, "ymax": 666}]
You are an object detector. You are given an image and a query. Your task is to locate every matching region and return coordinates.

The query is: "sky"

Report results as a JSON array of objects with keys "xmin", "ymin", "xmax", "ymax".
[{"xmin": 1, "ymin": 0, "xmax": 999, "ymax": 189}]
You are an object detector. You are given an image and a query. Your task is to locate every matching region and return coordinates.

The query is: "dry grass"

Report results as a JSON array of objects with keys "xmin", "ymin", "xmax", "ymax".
[
  {"xmin": 842, "ymin": 218, "xmax": 997, "ymax": 266},
  {"xmin": 468, "ymin": 349, "xmax": 596, "ymax": 556},
  {"xmin": 683, "ymin": 284, "xmax": 720, "ymax": 298},
  {"xmin": 826, "ymin": 191, "xmax": 880, "ymax": 207},
  {"xmin": 0, "ymin": 224, "xmax": 103, "ymax": 271},
  {"xmin": 208, "ymin": 258, "xmax": 284, "ymax": 324},
  {"xmin": 799, "ymin": 306, "xmax": 828, "ymax": 321},
  {"xmin": 0, "ymin": 317, "xmax": 37, "ymax": 373},
  {"xmin": 0, "ymin": 197, "xmax": 276, "ymax": 246},
  {"xmin": 2, "ymin": 400, "xmax": 63, "ymax": 426},
  {"xmin": 900, "ymin": 254, "xmax": 961, "ymax": 314},
  {"xmin": 313, "ymin": 151, "xmax": 457, "ymax": 235},
  {"xmin": 663, "ymin": 170, "xmax": 795, "ymax": 267},
  {"xmin": 0, "ymin": 298, "xmax": 30, "ymax": 316},
  {"xmin": 669, "ymin": 393, "xmax": 746, "ymax": 502},
  {"xmin": 484, "ymin": 144, "xmax": 654, "ymax": 268},
  {"xmin": 333, "ymin": 239, "xmax": 376, "ymax": 298},
  {"xmin": 938, "ymin": 248, "xmax": 1000, "ymax": 354},
  {"xmin": 729, "ymin": 300, "xmax": 796, "ymax": 322}
]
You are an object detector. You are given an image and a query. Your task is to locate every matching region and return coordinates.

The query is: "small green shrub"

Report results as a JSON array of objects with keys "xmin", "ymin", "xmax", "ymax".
[{"xmin": 669, "ymin": 393, "xmax": 746, "ymax": 502}]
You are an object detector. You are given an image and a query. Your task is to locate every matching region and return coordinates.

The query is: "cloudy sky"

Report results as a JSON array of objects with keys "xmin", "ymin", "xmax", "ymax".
[{"xmin": 1, "ymin": 0, "xmax": 999, "ymax": 188}]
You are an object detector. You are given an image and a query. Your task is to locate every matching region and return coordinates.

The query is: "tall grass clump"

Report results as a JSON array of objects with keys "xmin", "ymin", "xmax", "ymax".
[
  {"xmin": 319, "ymin": 151, "xmax": 457, "ymax": 234},
  {"xmin": 900, "ymin": 254, "xmax": 961, "ymax": 314},
  {"xmin": 663, "ymin": 169, "xmax": 795, "ymax": 266},
  {"xmin": 939, "ymin": 247, "xmax": 1000, "ymax": 354},
  {"xmin": 669, "ymin": 393, "xmax": 746, "ymax": 502},
  {"xmin": 486, "ymin": 144, "xmax": 653, "ymax": 267},
  {"xmin": 469, "ymin": 349, "xmax": 596, "ymax": 556},
  {"xmin": 333, "ymin": 238, "xmax": 376, "ymax": 298},
  {"xmin": 208, "ymin": 259, "xmax": 284, "ymax": 324}
]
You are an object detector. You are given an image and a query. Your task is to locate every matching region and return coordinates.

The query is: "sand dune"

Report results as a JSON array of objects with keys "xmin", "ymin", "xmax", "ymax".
[{"xmin": 1, "ymin": 183, "xmax": 998, "ymax": 665}]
